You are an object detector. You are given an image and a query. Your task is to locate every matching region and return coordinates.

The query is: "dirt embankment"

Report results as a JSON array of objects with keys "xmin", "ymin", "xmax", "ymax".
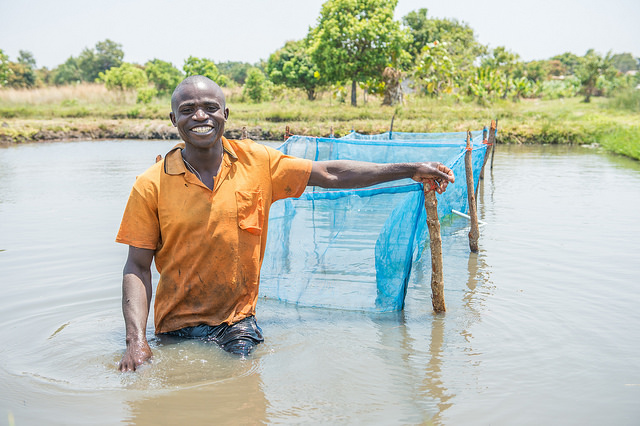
[{"xmin": 0, "ymin": 119, "xmax": 287, "ymax": 144}]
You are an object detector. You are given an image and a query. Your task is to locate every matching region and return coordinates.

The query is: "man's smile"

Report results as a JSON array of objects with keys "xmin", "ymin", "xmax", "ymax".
[{"xmin": 191, "ymin": 125, "xmax": 214, "ymax": 134}]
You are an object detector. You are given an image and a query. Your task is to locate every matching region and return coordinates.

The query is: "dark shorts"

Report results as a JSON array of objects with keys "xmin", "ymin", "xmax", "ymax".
[{"xmin": 161, "ymin": 316, "xmax": 264, "ymax": 356}]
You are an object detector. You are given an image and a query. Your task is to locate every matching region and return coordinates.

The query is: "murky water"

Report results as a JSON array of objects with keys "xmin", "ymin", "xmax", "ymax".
[{"xmin": 0, "ymin": 140, "xmax": 639, "ymax": 425}]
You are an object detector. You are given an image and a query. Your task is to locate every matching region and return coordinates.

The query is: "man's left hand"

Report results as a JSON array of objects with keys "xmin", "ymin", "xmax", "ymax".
[{"xmin": 411, "ymin": 162, "xmax": 455, "ymax": 194}]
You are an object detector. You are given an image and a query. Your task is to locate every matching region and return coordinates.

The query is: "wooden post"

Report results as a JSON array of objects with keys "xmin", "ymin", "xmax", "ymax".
[
  {"xmin": 389, "ymin": 113, "xmax": 396, "ymax": 139},
  {"xmin": 241, "ymin": 126, "xmax": 248, "ymax": 140},
  {"xmin": 284, "ymin": 125, "xmax": 291, "ymax": 141},
  {"xmin": 330, "ymin": 126, "xmax": 334, "ymax": 138},
  {"xmin": 479, "ymin": 126, "xmax": 489, "ymax": 180},
  {"xmin": 490, "ymin": 119, "xmax": 498, "ymax": 171},
  {"xmin": 423, "ymin": 183, "xmax": 445, "ymax": 313},
  {"xmin": 465, "ymin": 131, "xmax": 480, "ymax": 253}
]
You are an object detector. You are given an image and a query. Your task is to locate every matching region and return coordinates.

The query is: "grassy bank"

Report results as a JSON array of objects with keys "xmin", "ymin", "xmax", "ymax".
[{"xmin": 1, "ymin": 84, "xmax": 638, "ymax": 160}]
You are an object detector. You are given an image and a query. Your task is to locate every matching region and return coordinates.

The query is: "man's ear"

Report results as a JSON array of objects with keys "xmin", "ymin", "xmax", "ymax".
[
  {"xmin": 224, "ymin": 107, "xmax": 229, "ymax": 122},
  {"xmin": 169, "ymin": 112, "xmax": 176, "ymax": 126}
]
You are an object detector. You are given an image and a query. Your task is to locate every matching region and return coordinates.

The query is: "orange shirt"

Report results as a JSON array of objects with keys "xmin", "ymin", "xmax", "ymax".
[{"xmin": 116, "ymin": 137, "xmax": 312, "ymax": 333}]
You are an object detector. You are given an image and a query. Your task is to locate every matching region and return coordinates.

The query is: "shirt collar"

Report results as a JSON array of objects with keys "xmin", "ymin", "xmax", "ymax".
[{"xmin": 164, "ymin": 137, "xmax": 237, "ymax": 176}]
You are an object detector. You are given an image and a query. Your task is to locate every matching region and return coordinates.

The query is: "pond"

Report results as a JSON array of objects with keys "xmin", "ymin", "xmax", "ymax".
[{"xmin": 0, "ymin": 140, "xmax": 639, "ymax": 425}]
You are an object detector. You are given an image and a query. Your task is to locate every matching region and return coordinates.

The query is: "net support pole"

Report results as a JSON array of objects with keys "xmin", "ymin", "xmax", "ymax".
[
  {"xmin": 474, "ymin": 126, "xmax": 489, "ymax": 204},
  {"xmin": 423, "ymin": 184, "xmax": 445, "ymax": 313},
  {"xmin": 465, "ymin": 130, "xmax": 480, "ymax": 253},
  {"xmin": 241, "ymin": 126, "xmax": 248, "ymax": 140},
  {"xmin": 490, "ymin": 119, "xmax": 498, "ymax": 171}
]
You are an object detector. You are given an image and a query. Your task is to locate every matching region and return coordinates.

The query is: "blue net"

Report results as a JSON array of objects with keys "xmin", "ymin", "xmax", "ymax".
[{"xmin": 260, "ymin": 131, "xmax": 488, "ymax": 312}]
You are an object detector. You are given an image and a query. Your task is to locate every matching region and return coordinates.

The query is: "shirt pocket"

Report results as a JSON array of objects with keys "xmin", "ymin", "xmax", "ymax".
[{"xmin": 236, "ymin": 191, "xmax": 264, "ymax": 236}]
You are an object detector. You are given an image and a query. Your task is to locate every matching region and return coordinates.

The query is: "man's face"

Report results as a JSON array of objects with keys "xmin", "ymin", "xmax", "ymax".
[{"xmin": 170, "ymin": 80, "xmax": 229, "ymax": 150}]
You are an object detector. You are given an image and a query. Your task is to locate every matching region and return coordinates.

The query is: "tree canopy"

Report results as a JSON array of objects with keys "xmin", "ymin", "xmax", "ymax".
[
  {"xmin": 266, "ymin": 39, "xmax": 324, "ymax": 100},
  {"xmin": 183, "ymin": 56, "xmax": 229, "ymax": 87},
  {"xmin": 309, "ymin": 0, "xmax": 409, "ymax": 106},
  {"xmin": 77, "ymin": 39, "xmax": 124, "ymax": 82},
  {"xmin": 145, "ymin": 59, "xmax": 183, "ymax": 95}
]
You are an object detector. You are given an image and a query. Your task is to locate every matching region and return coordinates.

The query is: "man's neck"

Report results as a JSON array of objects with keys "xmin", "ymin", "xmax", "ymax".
[{"xmin": 181, "ymin": 139, "xmax": 225, "ymax": 176}]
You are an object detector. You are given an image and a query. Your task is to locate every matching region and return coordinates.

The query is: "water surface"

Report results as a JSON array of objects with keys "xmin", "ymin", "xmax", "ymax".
[{"xmin": 0, "ymin": 140, "xmax": 639, "ymax": 425}]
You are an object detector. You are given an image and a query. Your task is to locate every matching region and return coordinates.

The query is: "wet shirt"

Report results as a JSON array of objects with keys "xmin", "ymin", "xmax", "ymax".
[{"xmin": 116, "ymin": 137, "xmax": 312, "ymax": 333}]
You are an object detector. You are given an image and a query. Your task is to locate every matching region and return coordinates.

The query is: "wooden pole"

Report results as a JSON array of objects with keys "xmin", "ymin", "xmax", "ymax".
[
  {"xmin": 330, "ymin": 126, "xmax": 334, "ymax": 138},
  {"xmin": 423, "ymin": 183, "xmax": 445, "ymax": 313},
  {"xmin": 479, "ymin": 126, "xmax": 490, "ymax": 180},
  {"xmin": 389, "ymin": 113, "xmax": 396, "ymax": 139},
  {"xmin": 284, "ymin": 125, "xmax": 291, "ymax": 141},
  {"xmin": 489, "ymin": 119, "xmax": 498, "ymax": 171},
  {"xmin": 474, "ymin": 126, "xmax": 488, "ymax": 204},
  {"xmin": 241, "ymin": 126, "xmax": 248, "ymax": 140},
  {"xmin": 465, "ymin": 130, "xmax": 480, "ymax": 253}
]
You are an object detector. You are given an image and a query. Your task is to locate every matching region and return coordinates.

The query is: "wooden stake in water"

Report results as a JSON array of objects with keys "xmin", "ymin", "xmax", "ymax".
[
  {"xmin": 423, "ymin": 183, "xmax": 445, "ymax": 313},
  {"xmin": 479, "ymin": 121, "xmax": 494, "ymax": 180},
  {"xmin": 490, "ymin": 119, "xmax": 498, "ymax": 171},
  {"xmin": 465, "ymin": 130, "xmax": 480, "ymax": 253},
  {"xmin": 241, "ymin": 126, "xmax": 248, "ymax": 140}
]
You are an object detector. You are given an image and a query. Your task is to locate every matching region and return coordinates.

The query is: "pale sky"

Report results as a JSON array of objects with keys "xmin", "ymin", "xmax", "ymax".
[{"xmin": 0, "ymin": 0, "xmax": 638, "ymax": 69}]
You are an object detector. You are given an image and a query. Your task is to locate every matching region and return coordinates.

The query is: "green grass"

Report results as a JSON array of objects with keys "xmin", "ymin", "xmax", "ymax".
[
  {"xmin": 1, "ymin": 84, "xmax": 639, "ymax": 160},
  {"xmin": 598, "ymin": 126, "xmax": 640, "ymax": 159}
]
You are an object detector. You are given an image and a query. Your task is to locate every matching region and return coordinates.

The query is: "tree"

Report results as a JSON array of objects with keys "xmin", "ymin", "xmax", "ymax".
[
  {"xmin": 243, "ymin": 67, "xmax": 270, "ymax": 102},
  {"xmin": 402, "ymin": 8, "xmax": 485, "ymax": 71},
  {"xmin": 0, "ymin": 49, "xmax": 11, "ymax": 87},
  {"xmin": 52, "ymin": 56, "xmax": 83, "ymax": 85},
  {"xmin": 216, "ymin": 61, "xmax": 253, "ymax": 85},
  {"xmin": 99, "ymin": 62, "xmax": 148, "ymax": 91},
  {"xmin": 267, "ymin": 39, "xmax": 324, "ymax": 100},
  {"xmin": 17, "ymin": 50, "xmax": 36, "ymax": 68},
  {"xmin": 1, "ymin": 50, "xmax": 37, "ymax": 88},
  {"xmin": 77, "ymin": 39, "xmax": 124, "ymax": 81},
  {"xmin": 145, "ymin": 59, "xmax": 183, "ymax": 95},
  {"xmin": 183, "ymin": 56, "xmax": 229, "ymax": 87},
  {"xmin": 309, "ymin": 0, "xmax": 409, "ymax": 106},
  {"xmin": 551, "ymin": 52, "xmax": 581, "ymax": 75},
  {"xmin": 575, "ymin": 50, "xmax": 616, "ymax": 102},
  {"xmin": 610, "ymin": 53, "xmax": 639, "ymax": 73},
  {"xmin": 412, "ymin": 41, "xmax": 455, "ymax": 96}
]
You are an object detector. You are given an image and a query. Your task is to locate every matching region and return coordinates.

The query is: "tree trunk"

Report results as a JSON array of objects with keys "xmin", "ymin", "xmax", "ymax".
[
  {"xmin": 382, "ymin": 67, "xmax": 403, "ymax": 106},
  {"xmin": 351, "ymin": 80, "xmax": 357, "ymax": 106},
  {"xmin": 306, "ymin": 88, "xmax": 316, "ymax": 101}
]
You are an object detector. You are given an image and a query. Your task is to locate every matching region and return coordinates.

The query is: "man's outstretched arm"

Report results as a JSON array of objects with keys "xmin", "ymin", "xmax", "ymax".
[
  {"xmin": 308, "ymin": 160, "xmax": 454, "ymax": 193},
  {"xmin": 119, "ymin": 246, "xmax": 154, "ymax": 372}
]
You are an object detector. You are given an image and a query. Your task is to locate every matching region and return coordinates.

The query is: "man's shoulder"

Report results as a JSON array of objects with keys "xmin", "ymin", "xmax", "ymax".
[
  {"xmin": 226, "ymin": 138, "xmax": 278, "ymax": 163},
  {"xmin": 133, "ymin": 160, "xmax": 164, "ymax": 190}
]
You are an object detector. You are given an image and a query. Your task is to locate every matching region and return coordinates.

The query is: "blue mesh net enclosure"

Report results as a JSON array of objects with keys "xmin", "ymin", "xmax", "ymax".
[{"xmin": 260, "ymin": 131, "xmax": 488, "ymax": 312}]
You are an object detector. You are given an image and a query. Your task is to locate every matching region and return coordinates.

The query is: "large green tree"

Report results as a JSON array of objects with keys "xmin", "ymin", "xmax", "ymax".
[
  {"xmin": 5, "ymin": 50, "xmax": 37, "ymax": 88},
  {"xmin": 183, "ymin": 56, "xmax": 229, "ymax": 87},
  {"xmin": 52, "ymin": 56, "xmax": 82, "ymax": 85},
  {"xmin": 267, "ymin": 39, "xmax": 324, "ymax": 100},
  {"xmin": 610, "ymin": 53, "xmax": 638, "ymax": 73},
  {"xmin": 402, "ymin": 8, "xmax": 485, "ymax": 71},
  {"xmin": 145, "ymin": 59, "xmax": 183, "ymax": 95},
  {"xmin": 77, "ymin": 39, "xmax": 124, "ymax": 82},
  {"xmin": 99, "ymin": 62, "xmax": 148, "ymax": 91},
  {"xmin": 575, "ymin": 50, "xmax": 617, "ymax": 102},
  {"xmin": 309, "ymin": 0, "xmax": 409, "ymax": 106}
]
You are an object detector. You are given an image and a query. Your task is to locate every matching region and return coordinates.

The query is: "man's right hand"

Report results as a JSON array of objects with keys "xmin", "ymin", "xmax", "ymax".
[{"xmin": 119, "ymin": 339, "xmax": 152, "ymax": 372}]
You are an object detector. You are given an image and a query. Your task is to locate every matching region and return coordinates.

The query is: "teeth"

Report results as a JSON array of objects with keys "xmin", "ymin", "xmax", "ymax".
[{"xmin": 192, "ymin": 126, "xmax": 212, "ymax": 133}]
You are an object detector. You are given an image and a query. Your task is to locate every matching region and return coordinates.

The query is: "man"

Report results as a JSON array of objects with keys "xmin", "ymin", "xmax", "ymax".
[{"xmin": 116, "ymin": 75, "xmax": 454, "ymax": 371}]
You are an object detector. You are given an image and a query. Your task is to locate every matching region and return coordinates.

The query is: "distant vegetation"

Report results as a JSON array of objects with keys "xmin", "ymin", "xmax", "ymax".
[{"xmin": 1, "ymin": 0, "xmax": 639, "ymax": 159}]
